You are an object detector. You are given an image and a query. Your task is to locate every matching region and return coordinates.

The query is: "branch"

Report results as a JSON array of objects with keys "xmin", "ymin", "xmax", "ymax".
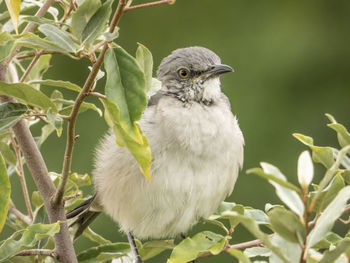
[
  {"xmin": 16, "ymin": 249, "xmax": 57, "ymax": 258},
  {"xmin": 19, "ymin": 51, "xmax": 43, "ymax": 82},
  {"xmin": 88, "ymin": 91, "xmax": 106, "ymax": 99},
  {"xmin": 9, "ymin": 205, "xmax": 32, "ymax": 225},
  {"xmin": 53, "ymin": 0, "xmax": 127, "ymax": 205},
  {"xmin": 10, "ymin": 136, "xmax": 34, "ymax": 221},
  {"xmin": 123, "ymin": 0, "xmax": 174, "ymax": 13}
]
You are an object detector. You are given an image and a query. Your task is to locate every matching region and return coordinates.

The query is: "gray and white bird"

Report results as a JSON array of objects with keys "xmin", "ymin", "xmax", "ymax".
[{"xmin": 67, "ymin": 46, "xmax": 244, "ymax": 262}]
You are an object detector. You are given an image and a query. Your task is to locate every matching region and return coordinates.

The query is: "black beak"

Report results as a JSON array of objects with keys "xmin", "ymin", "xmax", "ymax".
[{"xmin": 206, "ymin": 64, "xmax": 234, "ymax": 78}]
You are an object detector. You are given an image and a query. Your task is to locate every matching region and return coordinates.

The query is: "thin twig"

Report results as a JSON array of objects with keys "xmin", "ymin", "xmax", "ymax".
[
  {"xmin": 19, "ymin": 52, "xmax": 43, "ymax": 82},
  {"xmin": 123, "ymin": 0, "xmax": 174, "ymax": 12},
  {"xmin": 16, "ymin": 249, "xmax": 57, "ymax": 258},
  {"xmin": 53, "ymin": 0, "xmax": 127, "ymax": 205},
  {"xmin": 10, "ymin": 136, "xmax": 34, "ymax": 221},
  {"xmin": 9, "ymin": 205, "xmax": 32, "ymax": 225},
  {"xmin": 16, "ymin": 51, "xmax": 60, "ymax": 60},
  {"xmin": 88, "ymin": 91, "xmax": 107, "ymax": 99}
]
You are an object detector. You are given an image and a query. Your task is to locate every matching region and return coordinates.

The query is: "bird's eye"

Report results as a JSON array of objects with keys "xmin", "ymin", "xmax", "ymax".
[{"xmin": 177, "ymin": 68, "xmax": 190, "ymax": 79}]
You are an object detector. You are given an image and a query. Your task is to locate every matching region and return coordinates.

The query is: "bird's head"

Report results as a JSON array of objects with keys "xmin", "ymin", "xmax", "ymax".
[{"xmin": 157, "ymin": 46, "xmax": 233, "ymax": 105}]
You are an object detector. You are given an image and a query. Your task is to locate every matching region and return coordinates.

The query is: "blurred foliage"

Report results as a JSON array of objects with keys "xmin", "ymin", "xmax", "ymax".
[{"xmin": 1, "ymin": 0, "xmax": 350, "ymax": 262}]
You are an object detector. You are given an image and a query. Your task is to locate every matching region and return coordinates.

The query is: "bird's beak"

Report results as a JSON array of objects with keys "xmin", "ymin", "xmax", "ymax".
[{"xmin": 205, "ymin": 64, "xmax": 234, "ymax": 79}]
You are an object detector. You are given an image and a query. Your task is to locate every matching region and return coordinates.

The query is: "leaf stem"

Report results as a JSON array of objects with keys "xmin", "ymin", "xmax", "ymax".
[
  {"xmin": 123, "ymin": 0, "xmax": 174, "ymax": 13},
  {"xmin": 10, "ymin": 136, "xmax": 34, "ymax": 221},
  {"xmin": 16, "ymin": 51, "xmax": 61, "ymax": 60},
  {"xmin": 88, "ymin": 91, "xmax": 107, "ymax": 99},
  {"xmin": 19, "ymin": 51, "xmax": 43, "ymax": 83},
  {"xmin": 53, "ymin": 0, "xmax": 127, "ymax": 205}
]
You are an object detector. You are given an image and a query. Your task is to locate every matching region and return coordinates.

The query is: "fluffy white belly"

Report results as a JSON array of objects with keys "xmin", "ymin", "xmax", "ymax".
[{"xmin": 94, "ymin": 98, "xmax": 244, "ymax": 239}]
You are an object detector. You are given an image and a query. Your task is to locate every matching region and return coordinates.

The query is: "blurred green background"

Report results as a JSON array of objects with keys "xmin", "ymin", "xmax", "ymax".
[{"xmin": 2, "ymin": 0, "xmax": 350, "ymax": 262}]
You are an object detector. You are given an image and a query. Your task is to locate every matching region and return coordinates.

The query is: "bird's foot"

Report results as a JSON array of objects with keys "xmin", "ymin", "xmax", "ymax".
[{"xmin": 127, "ymin": 232, "xmax": 144, "ymax": 263}]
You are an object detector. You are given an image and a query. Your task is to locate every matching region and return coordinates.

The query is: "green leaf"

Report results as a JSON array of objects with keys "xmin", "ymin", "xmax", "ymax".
[
  {"xmin": 230, "ymin": 213, "xmax": 291, "ymax": 263},
  {"xmin": 28, "ymin": 79, "xmax": 81, "ymax": 92},
  {"xmin": 0, "ymin": 82, "xmax": 57, "ymax": 112},
  {"xmin": 38, "ymin": 24, "xmax": 77, "ymax": 53},
  {"xmin": 326, "ymin": 114, "xmax": 350, "ymax": 148},
  {"xmin": 0, "ymin": 32, "xmax": 15, "ymax": 63},
  {"xmin": 313, "ymin": 232, "xmax": 343, "ymax": 250},
  {"xmin": 148, "ymin": 77, "xmax": 162, "ymax": 97},
  {"xmin": 0, "ymin": 222, "xmax": 60, "ymax": 262},
  {"xmin": 31, "ymin": 191, "xmax": 43, "ymax": 208},
  {"xmin": 77, "ymin": 242, "xmax": 130, "ymax": 262},
  {"xmin": 244, "ymin": 247, "xmax": 271, "ymax": 258},
  {"xmin": 23, "ymin": 54, "xmax": 51, "ymax": 83},
  {"xmin": 244, "ymin": 208, "xmax": 269, "ymax": 225},
  {"xmin": 103, "ymin": 47, "xmax": 150, "ymax": 180},
  {"xmin": 0, "ymin": 142, "xmax": 16, "ymax": 166},
  {"xmin": 71, "ymin": 0, "xmax": 101, "ymax": 41},
  {"xmin": 46, "ymin": 109, "xmax": 63, "ymax": 137},
  {"xmin": 167, "ymin": 231, "xmax": 227, "ymax": 263},
  {"xmin": 227, "ymin": 249, "xmax": 253, "ymax": 263},
  {"xmin": 0, "ymin": 102, "xmax": 28, "ymax": 133},
  {"xmin": 0, "ymin": 153, "xmax": 11, "ymax": 233},
  {"xmin": 319, "ymin": 238, "xmax": 350, "ymax": 263},
  {"xmin": 82, "ymin": 227, "xmax": 111, "ymax": 245},
  {"xmin": 81, "ymin": 0, "xmax": 112, "ymax": 46},
  {"xmin": 4, "ymin": 0, "xmax": 21, "ymax": 34},
  {"xmin": 268, "ymin": 207, "xmax": 305, "ymax": 244},
  {"xmin": 136, "ymin": 43, "xmax": 153, "ymax": 92},
  {"xmin": 138, "ymin": 239, "xmax": 175, "ymax": 261},
  {"xmin": 248, "ymin": 163, "xmax": 304, "ymax": 216},
  {"xmin": 269, "ymin": 234, "xmax": 301, "ymax": 263},
  {"xmin": 209, "ymin": 202, "xmax": 244, "ymax": 227},
  {"xmin": 320, "ymin": 173, "xmax": 345, "ymax": 211},
  {"xmin": 36, "ymin": 125, "xmax": 55, "ymax": 146},
  {"xmin": 21, "ymin": 15, "xmax": 57, "ymax": 26},
  {"xmin": 307, "ymin": 186, "xmax": 350, "ymax": 248},
  {"xmin": 293, "ymin": 133, "xmax": 334, "ymax": 168}
]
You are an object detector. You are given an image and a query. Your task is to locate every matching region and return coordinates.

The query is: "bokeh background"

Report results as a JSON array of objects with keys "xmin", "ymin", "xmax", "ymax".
[{"xmin": 2, "ymin": 0, "xmax": 350, "ymax": 262}]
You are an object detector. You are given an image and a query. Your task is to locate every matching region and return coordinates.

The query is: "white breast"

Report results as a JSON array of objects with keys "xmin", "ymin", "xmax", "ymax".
[{"xmin": 93, "ymin": 95, "xmax": 244, "ymax": 239}]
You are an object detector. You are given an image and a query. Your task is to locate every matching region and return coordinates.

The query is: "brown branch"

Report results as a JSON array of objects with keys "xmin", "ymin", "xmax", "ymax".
[
  {"xmin": 19, "ymin": 52, "xmax": 42, "ymax": 82},
  {"xmin": 53, "ymin": 0, "xmax": 127, "ymax": 205},
  {"xmin": 16, "ymin": 51, "xmax": 61, "ymax": 60},
  {"xmin": 16, "ymin": 249, "xmax": 57, "ymax": 258},
  {"xmin": 23, "ymin": 0, "xmax": 56, "ymax": 33},
  {"xmin": 123, "ymin": 0, "xmax": 174, "ymax": 13},
  {"xmin": 10, "ymin": 136, "xmax": 34, "ymax": 221},
  {"xmin": 88, "ymin": 91, "xmax": 107, "ymax": 99},
  {"xmin": 9, "ymin": 205, "xmax": 32, "ymax": 225}
]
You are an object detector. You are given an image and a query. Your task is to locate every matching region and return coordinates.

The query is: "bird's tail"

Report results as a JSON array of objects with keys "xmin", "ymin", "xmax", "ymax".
[{"xmin": 66, "ymin": 195, "xmax": 101, "ymax": 239}]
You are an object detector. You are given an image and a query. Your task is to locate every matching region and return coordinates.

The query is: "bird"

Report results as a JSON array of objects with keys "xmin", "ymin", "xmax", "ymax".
[{"xmin": 67, "ymin": 46, "xmax": 244, "ymax": 262}]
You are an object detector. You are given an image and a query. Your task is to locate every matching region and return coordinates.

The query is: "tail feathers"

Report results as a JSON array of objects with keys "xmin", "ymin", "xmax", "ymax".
[{"xmin": 66, "ymin": 195, "xmax": 101, "ymax": 240}]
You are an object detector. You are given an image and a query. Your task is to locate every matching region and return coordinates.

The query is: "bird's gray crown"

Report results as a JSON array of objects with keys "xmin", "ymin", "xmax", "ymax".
[{"xmin": 157, "ymin": 46, "xmax": 221, "ymax": 81}]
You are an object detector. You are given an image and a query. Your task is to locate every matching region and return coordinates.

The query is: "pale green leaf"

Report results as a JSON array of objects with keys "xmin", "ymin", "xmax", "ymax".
[
  {"xmin": 21, "ymin": 15, "xmax": 57, "ymax": 26},
  {"xmin": 326, "ymin": 114, "xmax": 350, "ymax": 148},
  {"xmin": 148, "ymin": 78, "xmax": 162, "ymax": 97},
  {"xmin": 82, "ymin": 227, "xmax": 111, "ymax": 245},
  {"xmin": 248, "ymin": 163, "xmax": 304, "ymax": 216},
  {"xmin": 269, "ymin": 234, "xmax": 301, "ymax": 263},
  {"xmin": 319, "ymin": 238, "xmax": 350, "ymax": 263},
  {"xmin": 136, "ymin": 43, "xmax": 153, "ymax": 92},
  {"xmin": 103, "ymin": 47, "xmax": 150, "ymax": 179},
  {"xmin": 15, "ymin": 32, "xmax": 69, "ymax": 53},
  {"xmin": 4, "ymin": 0, "xmax": 21, "ymax": 34},
  {"xmin": 46, "ymin": 109, "xmax": 63, "ymax": 137},
  {"xmin": 293, "ymin": 133, "xmax": 334, "ymax": 168},
  {"xmin": 230, "ymin": 213, "xmax": 291, "ymax": 263},
  {"xmin": 0, "ymin": 222, "xmax": 60, "ymax": 262},
  {"xmin": 0, "ymin": 82, "xmax": 57, "ymax": 112},
  {"xmin": 0, "ymin": 153, "xmax": 11, "ymax": 233},
  {"xmin": 268, "ymin": 207, "xmax": 305, "ymax": 244},
  {"xmin": 38, "ymin": 24, "xmax": 77, "ymax": 53},
  {"xmin": 0, "ymin": 142, "xmax": 16, "ymax": 166},
  {"xmin": 0, "ymin": 32, "xmax": 15, "ymax": 63},
  {"xmin": 71, "ymin": 0, "xmax": 101, "ymax": 41},
  {"xmin": 320, "ymin": 173, "xmax": 344, "ymax": 211},
  {"xmin": 244, "ymin": 247, "xmax": 271, "ymax": 258},
  {"xmin": 167, "ymin": 231, "xmax": 227, "ymax": 263},
  {"xmin": 81, "ymin": 0, "xmax": 112, "ymax": 46},
  {"xmin": 138, "ymin": 240, "xmax": 174, "ymax": 261},
  {"xmin": 244, "ymin": 208, "xmax": 269, "ymax": 225},
  {"xmin": 228, "ymin": 249, "xmax": 253, "ymax": 263},
  {"xmin": 307, "ymin": 186, "xmax": 350, "ymax": 248},
  {"xmin": 31, "ymin": 191, "xmax": 43, "ymax": 208},
  {"xmin": 0, "ymin": 102, "xmax": 28, "ymax": 133},
  {"xmin": 28, "ymin": 79, "xmax": 81, "ymax": 92},
  {"xmin": 77, "ymin": 242, "xmax": 130, "ymax": 262}
]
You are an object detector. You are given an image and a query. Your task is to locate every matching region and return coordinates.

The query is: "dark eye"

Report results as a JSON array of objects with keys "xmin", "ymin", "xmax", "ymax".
[{"xmin": 178, "ymin": 68, "xmax": 190, "ymax": 79}]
